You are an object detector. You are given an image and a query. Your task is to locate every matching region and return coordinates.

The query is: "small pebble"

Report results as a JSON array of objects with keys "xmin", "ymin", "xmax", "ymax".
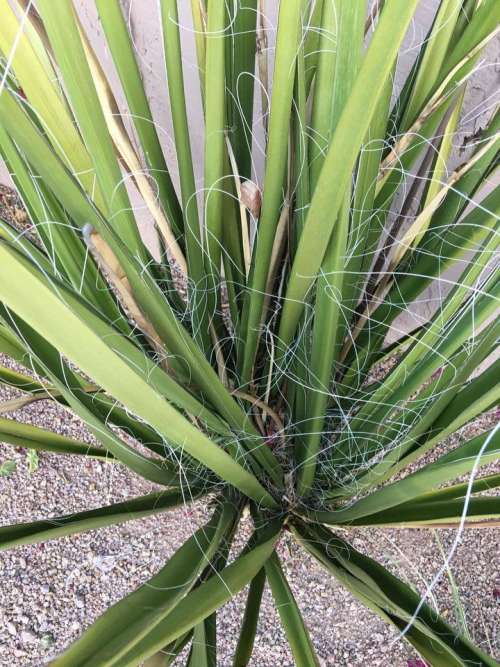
[{"xmin": 20, "ymin": 630, "xmax": 36, "ymax": 644}]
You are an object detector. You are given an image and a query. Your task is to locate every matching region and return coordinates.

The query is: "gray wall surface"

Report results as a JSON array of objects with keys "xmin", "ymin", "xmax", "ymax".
[
  {"xmin": 1, "ymin": 1, "xmax": 499, "ymax": 334},
  {"xmin": 77, "ymin": 0, "xmax": 499, "ymax": 182},
  {"xmin": 2, "ymin": 1, "xmax": 498, "ymax": 183}
]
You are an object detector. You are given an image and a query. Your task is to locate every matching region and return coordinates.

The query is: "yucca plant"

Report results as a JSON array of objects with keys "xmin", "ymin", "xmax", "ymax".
[{"xmin": 0, "ymin": 0, "xmax": 499, "ymax": 664}]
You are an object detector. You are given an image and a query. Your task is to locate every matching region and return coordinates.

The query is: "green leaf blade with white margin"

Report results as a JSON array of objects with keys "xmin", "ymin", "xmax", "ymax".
[{"xmin": 0, "ymin": 242, "xmax": 277, "ymax": 508}]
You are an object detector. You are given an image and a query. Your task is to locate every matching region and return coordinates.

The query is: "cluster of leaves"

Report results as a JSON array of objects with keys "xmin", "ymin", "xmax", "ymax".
[
  {"xmin": 0, "ymin": 0, "xmax": 498, "ymax": 665},
  {"xmin": 0, "ymin": 449, "xmax": 38, "ymax": 474},
  {"xmin": 0, "ymin": 458, "xmax": 16, "ymax": 476}
]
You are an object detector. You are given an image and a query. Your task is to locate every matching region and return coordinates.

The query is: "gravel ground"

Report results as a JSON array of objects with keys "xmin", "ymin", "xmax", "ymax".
[{"xmin": 0, "ymin": 356, "xmax": 499, "ymax": 666}]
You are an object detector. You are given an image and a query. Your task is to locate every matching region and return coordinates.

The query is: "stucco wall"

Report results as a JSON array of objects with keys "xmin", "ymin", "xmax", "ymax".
[
  {"xmin": 3, "ymin": 1, "xmax": 498, "ymax": 182},
  {"xmin": 75, "ymin": 0, "xmax": 499, "ymax": 183},
  {"xmin": 1, "ymin": 1, "xmax": 498, "ymax": 334}
]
